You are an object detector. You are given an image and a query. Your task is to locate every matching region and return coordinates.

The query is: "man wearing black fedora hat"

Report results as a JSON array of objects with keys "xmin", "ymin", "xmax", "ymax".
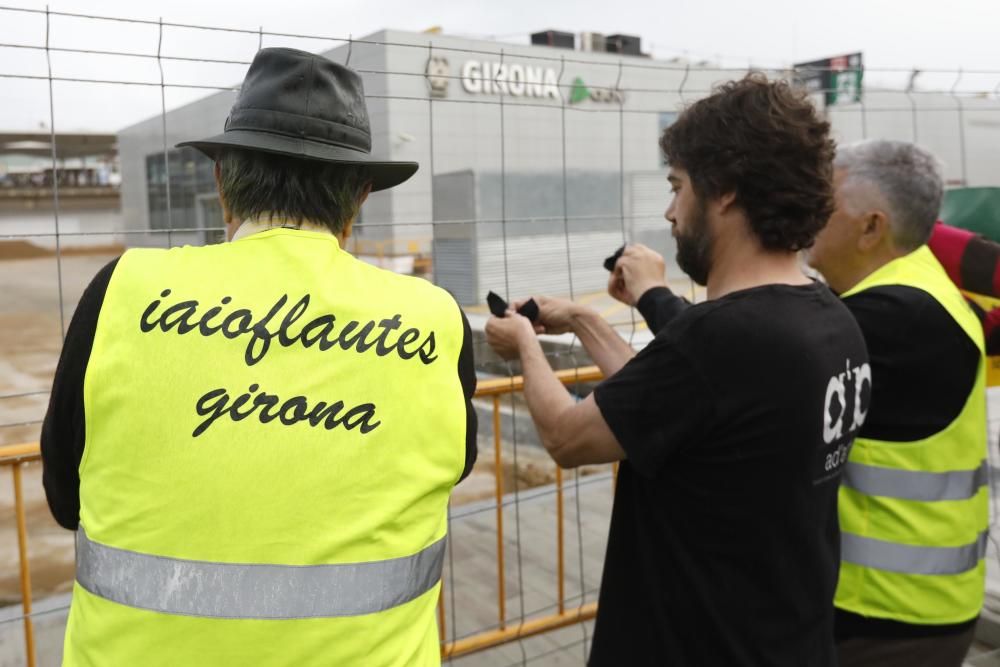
[{"xmin": 41, "ymin": 47, "xmax": 476, "ymax": 666}]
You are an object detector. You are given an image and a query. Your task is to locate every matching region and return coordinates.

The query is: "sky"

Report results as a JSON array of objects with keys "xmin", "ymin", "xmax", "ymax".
[{"xmin": 0, "ymin": 0, "xmax": 998, "ymax": 132}]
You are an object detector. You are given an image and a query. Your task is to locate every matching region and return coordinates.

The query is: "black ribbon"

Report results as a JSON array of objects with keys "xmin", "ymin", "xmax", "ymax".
[{"xmin": 486, "ymin": 291, "xmax": 539, "ymax": 322}]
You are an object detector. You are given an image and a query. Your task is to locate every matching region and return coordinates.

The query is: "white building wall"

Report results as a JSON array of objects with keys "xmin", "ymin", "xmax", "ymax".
[
  {"xmin": 375, "ymin": 29, "xmax": 735, "ymax": 259},
  {"xmin": 115, "ymin": 29, "xmax": 1000, "ymax": 263},
  {"xmin": 829, "ymin": 91, "xmax": 1000, "ymax": 187}
]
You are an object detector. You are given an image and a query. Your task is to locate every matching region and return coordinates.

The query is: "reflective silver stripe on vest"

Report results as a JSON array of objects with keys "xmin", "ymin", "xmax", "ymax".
[
  {"xmin": 75, "ymin": 527, "xmax": 446, "ymax": 619},
  {"xmin": 842, "ymin": 460, "xmax": 988, "ymax": 502},
  {"xmin": 841, "ymin": 530, "xmax": 988, "ymax": 576}
]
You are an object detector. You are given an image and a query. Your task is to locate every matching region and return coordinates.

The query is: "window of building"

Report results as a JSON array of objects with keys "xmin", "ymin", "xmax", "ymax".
[{"xmin": 146, "ymin": 147, "xmax": 218, "ymax": 232}]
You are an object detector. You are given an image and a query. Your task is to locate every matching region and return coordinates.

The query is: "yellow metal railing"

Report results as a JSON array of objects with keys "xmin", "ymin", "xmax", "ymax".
[
  {"xmin": 1, "ymin": 443, "xmax": 41, "ymax": 667},
  {"xmin": 1, "ymin": 365, "xmax": 607, "ymax": 665},
  {"xmin": 440, "ymin": 365, "xmax": 605, "ymax": 659},
  {"xmin": 347, "ymin": 236, "xmax": 433, "ymax": 273}
]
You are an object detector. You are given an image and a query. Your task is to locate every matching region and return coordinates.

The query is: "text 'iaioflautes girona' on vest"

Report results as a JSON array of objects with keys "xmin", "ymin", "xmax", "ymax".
[{"xmin": 139, "ymin": 289, "xmax": 442, "ymax": 439}]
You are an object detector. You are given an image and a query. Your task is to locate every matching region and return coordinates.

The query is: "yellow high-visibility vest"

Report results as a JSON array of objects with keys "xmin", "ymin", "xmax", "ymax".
[
  {"xmin": 64, "ymin": 228, "xmax": 468, "ymax": 666},
  {"xmin": 835, "ymin": 245, "xmax": 988, "ymax": 625}
]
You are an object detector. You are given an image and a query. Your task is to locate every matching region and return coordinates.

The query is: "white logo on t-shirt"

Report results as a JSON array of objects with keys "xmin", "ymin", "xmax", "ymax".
[{"xmin": 823, "ymin": 359, "xmax": 871, "ymax": 445}]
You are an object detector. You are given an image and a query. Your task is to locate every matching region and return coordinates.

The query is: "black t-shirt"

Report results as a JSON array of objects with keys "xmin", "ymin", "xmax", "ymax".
[
  {"xmin": 590, "ymin": 282, "xmax": 870, "ymax": 666},
  {"xmin": 841, "ymin": 285, "xmax": 979, "ymax": 443}
]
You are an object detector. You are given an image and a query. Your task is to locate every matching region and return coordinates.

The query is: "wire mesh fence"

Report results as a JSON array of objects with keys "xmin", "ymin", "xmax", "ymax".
[{"xmin": 1, "ymin": 3, "xmax": 1000, "ymax": 666}]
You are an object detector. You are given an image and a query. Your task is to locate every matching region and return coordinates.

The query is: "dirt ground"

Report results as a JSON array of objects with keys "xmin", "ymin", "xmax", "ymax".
[
  {"xmin": 0, "ymin": 250, "xmax": 598, "ymax": 607},
  {"xmin": 0, "ymin": 463, "xmax": 76, "ymax": 607},
  {"xmin": 0, "ymin": 251, "xmax": 118, "ymax": 607}
]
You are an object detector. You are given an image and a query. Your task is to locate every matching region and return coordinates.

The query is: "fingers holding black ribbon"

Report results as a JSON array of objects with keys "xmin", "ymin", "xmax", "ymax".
[
  {"xmin": 486, "ymin": 291, "xmax": 539, "ymax": 322},
  {"xmin": 604, "ymin": 244, "xmax": 626, "ymax": 272},
  {"xmin": 486, "ymin": 291, "xmax": 508, "ymax": 318}
]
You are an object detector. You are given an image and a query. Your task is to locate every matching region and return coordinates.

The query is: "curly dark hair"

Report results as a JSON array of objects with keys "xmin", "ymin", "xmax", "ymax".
[{"xmin": 660, "ymin": 73, "xmax": 836, "ymax": 251}]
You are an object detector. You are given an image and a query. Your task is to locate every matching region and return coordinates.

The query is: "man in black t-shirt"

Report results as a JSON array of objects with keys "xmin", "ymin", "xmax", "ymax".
[
  {"xmin": 486, "ymin": 74, "xmax": 870, "ymax": 666},
  {"xmin": 610, "ymin": 145, "xmax": 989, "ymax": 667}
]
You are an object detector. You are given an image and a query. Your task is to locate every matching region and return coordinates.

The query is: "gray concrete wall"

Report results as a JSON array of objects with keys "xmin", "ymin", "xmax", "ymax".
[
  {"xmin": 828, "ymin": 91, "xmax": 1000, "ymax": 187},
  {"xmin": 376, "ymin": 29, "xmax": 725, "ymax": 255}
]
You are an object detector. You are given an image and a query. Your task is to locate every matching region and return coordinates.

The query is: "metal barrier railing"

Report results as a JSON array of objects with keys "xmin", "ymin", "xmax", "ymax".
[
  {"xmin": 0, "ymin": 443, "xmax": 40, "ymax": 667},
  {"xmin": 441, "ymin": 365, "xmax": 604, "ymax": 659},
  {"xmin": 0, "ymin": 365, "xmax": 606, "ymax": 666},
  {"xmin": 347, "ymin": 236, "xmax": 433, "ymax": 272}
]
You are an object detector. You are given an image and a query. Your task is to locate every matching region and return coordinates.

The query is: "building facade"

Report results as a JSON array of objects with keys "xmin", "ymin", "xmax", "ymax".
[{"xmin": 117, "ymin": 30, "xmax": 1000, "ymax": 304}]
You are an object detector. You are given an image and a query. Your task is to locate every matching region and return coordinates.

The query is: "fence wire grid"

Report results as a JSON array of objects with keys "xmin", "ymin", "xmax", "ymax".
[{"xmin": 1, "ymin": 4, "xmax": 1000, "ymax": 667}]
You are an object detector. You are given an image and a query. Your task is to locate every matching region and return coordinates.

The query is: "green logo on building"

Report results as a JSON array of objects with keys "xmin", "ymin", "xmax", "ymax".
[
  {"xmin": 568, "ymin": 76, "xmax": 624, "ymax": 104},
  {"xmin": 569, "ymin": 77, "xmax": 590, "ymax": 104}
]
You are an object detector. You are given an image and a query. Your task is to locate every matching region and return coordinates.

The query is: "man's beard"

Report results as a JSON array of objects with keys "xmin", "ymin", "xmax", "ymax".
[{"xmin": 674, "ymin": 201, "xmax": 713, "ymax": 287}]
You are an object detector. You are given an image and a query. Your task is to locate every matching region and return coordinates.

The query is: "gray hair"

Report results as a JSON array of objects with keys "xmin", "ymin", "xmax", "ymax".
[
  {"xmin": 834, "ymin": 140, "xmax": 944, "ymax": 251},
  {"xmin": 218, "ymin": 148, "xmax": 370, "ymax": 234}
]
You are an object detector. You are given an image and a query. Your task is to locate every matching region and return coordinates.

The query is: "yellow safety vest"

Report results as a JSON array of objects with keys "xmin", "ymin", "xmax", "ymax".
[
  {"xmin": 64, "ymin": 228, "xmax": 468, "ymax": 666},
  {"xmin": 835, "ymin": 245, "xmax": 988, "ymax": 625}
]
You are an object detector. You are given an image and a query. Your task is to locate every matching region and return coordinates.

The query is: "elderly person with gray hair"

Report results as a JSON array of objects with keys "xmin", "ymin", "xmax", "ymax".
[{"xmin": 808, "ymin": 139, "xmax": 987, "ymax": 667}]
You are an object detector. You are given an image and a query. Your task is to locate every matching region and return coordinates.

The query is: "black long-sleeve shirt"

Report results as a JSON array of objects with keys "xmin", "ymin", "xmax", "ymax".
[
  {"xmin": 635, "ymin": 283, "xmax": 981, "ymax": 638},
  {"xmin": 40, "ymin": 258, "xmax": 120, "ymax": 529},
  {"xmin": 40, "ymin": 257, "xmax": 478, "ymax": 530}
]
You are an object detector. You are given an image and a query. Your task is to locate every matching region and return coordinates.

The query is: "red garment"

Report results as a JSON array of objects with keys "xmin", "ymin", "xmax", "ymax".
[
  {"xmin": 927, "ymin": 222, "xmax": 971, "ymax": 288},
  {"xmin": 928, "ymin": 221, "xmax": 1000, "ymax": 354},
  {"xmin": 928, "ymin": 221, "xmax": 1000, "ymax": 298}
]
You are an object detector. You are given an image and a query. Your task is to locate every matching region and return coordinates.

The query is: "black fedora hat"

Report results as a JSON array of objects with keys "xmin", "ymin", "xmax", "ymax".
[{"xmin": 177, "ymin": 47, "xmax": 417, "ymax": 192}]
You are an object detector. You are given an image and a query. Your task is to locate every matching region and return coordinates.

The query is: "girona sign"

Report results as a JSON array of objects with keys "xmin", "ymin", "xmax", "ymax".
[
  {"xmin": 460, "ymin": 60, "xmax": 561, "ymax": 99},
  {"xmin": 456, "ymin": 59, "xmax": 624, "ymax": 104}
]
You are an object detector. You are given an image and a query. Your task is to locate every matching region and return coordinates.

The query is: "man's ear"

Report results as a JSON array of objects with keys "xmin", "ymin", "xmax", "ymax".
[
  {"xmin": 717, "ymin": 190, "xmax": 737, "ymax": 215},
  {"xmin": 857, "ymin": 210, "xmax": 890, "ymax": 253}
]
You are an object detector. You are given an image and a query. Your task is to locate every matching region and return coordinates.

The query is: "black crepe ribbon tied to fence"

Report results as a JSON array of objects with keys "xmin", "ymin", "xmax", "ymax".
[
  {"xmin": 604, "ymin": 245, "xmax": 625, "ymax": 272},
  {"xmin": 487, "ymin": 291, "xmax": 539, "ymax": 322}
]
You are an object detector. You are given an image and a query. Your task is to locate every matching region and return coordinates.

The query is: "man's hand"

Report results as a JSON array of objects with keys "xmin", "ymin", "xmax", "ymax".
[
  {"xmin": 485, "ymin": 312, "xmax": 537, "ymax": 360},
  {"xmin": 512, "ymin": 295, "xmax": 584, "ymax": 336},
  {"xmin": 607, "ymin": 243, "xmax": 668, "ymax": 306}
]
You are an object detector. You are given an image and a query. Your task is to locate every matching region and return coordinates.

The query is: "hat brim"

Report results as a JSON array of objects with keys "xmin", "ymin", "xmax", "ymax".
[{"xmin": 176, "ymin": 130, "xmax": 418, "ymax": 192}]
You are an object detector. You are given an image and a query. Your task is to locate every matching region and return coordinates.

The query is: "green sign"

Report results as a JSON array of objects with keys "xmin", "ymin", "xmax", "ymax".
[
  {"xmin": 942, "ymin": 187, "xmax": 1000, "ymax": 242},
  {"xmin": 793, "ymin": 52, "xmax": 863, "ymax": 107},
  {"xmin": 570, "ymin": 77, "xmax": 590, "ymax": 104},
  {"xmin": 568, "ymin": 76, "xmax": 624, "ymax": 105},
  {"xmin": 828, "ymin": 56, "xmax": 863, "ymax": 106}
]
